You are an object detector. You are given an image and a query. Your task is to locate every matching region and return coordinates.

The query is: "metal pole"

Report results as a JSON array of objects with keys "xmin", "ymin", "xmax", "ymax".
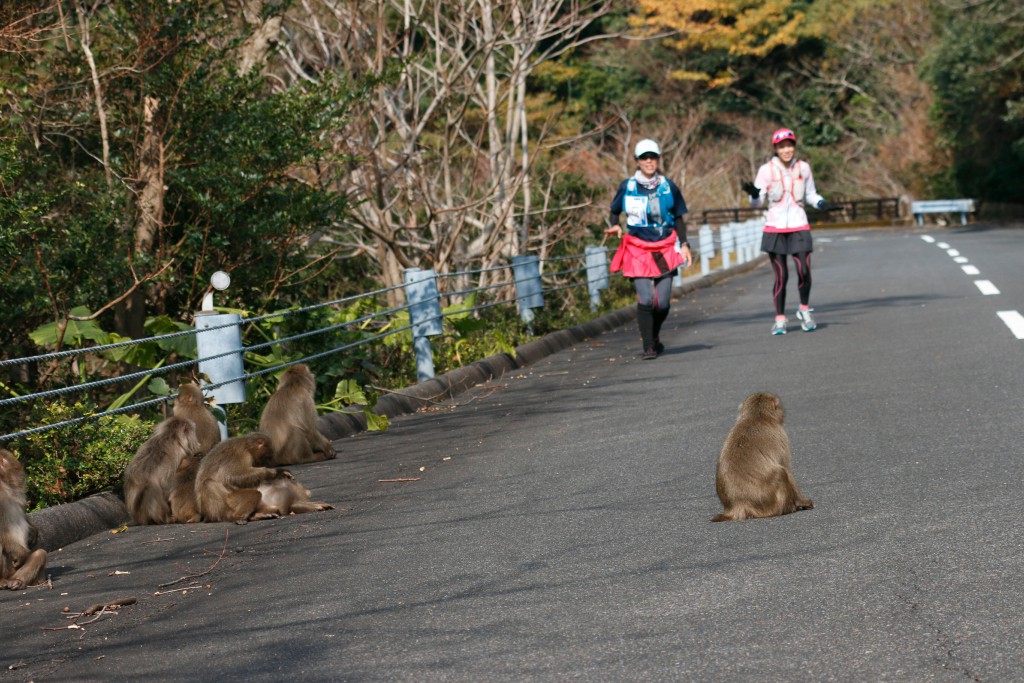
[
  {"xmin": 404, "ymin": 268, "xmax": 443, "ymax": 383},
  {"xmin": 584, "ymin": 246, "xmax": 609, "ymax": 312}
]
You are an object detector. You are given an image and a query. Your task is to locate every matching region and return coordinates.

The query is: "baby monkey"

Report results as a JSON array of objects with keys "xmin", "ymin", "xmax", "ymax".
[{"xmin": 713, "ymin": 392, "xmax": 814, "ymax": 522}]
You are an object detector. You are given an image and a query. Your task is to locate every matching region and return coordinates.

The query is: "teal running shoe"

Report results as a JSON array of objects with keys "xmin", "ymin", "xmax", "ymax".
[{"xmin": 796, "ymin": 308, "xmax": 816, "ymax": 332}]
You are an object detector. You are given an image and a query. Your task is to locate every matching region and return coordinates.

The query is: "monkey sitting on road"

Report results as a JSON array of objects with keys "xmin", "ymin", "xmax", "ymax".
[
  {"xmin": 712, "ymin": 392, "xmax": 814, "ymax": 522},
  {"xmin": 173, "ymin": 383, "xmax": 221, "ymax": 454},
  {"xmin": 168, "ymin": 455, "xmax": 202, "ymax": 524},
  {"xmin": 0, "ymin": 449, "xmax": 47, "ymax": 590},
  {"xmin": 124, "ymin": 417, "xmax": 202, "ymax": 525},
  {"xmin": 195, "ymin": 432, "xmax": 291, "ymax": 524},
  {"xmin": 258, "ymin": 364, "xmax": 336, "ymax": 467}
]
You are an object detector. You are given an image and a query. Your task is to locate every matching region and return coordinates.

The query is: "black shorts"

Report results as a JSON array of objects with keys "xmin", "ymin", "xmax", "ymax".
[{"xmin": 761, "ymin": 230, "xmax": 813, "ymax": 255}]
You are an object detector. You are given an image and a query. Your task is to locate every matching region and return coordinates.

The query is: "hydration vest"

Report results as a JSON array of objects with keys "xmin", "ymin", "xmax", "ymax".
[
  {"xmin": 767, "ymin": 157, "xmax": 806, "ymax": 206},
  {"xmin": 623, "ymin": 177, "xmax": 676, "ymax": 231}
]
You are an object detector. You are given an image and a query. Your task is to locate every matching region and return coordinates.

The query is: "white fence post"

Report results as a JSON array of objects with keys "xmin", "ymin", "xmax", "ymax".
[{"xmin": 404, "ymin": 268, "xmax": 443, "ymax": 383}]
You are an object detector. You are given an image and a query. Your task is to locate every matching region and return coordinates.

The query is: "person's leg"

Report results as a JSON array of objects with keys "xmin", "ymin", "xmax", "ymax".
[
  {"xmin": 651, "ymin": 274, "xmax": 674, "ymax": 354},
  {"xmin": 793, "ymin": 251, "xmax": 811, "ymax": 306},
  {"xmin": 768, "ymin": 252, "xmax": 789, "ymax": 315},
  {"xmin": 768, "ymin": 252, "xmax": 789, "ymax": 334},
  {"xmin": 634, "ymin": 278, "xmax": 656, "ymax": 357},
  {"xmin": 792, "ymin": 251, "xmax": 816, "ymax": 330}
]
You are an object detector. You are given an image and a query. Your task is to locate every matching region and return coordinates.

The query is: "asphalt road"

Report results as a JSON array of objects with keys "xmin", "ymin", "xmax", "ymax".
[{"xmin": 3, "ymin": 224, "xmax": 1023, "ymax": 682}]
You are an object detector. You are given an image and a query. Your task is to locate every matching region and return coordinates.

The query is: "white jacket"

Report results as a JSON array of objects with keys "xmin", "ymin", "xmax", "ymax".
[{"xmin": 752, "ymin": 157, "xmax": 824, "ymax": 232}]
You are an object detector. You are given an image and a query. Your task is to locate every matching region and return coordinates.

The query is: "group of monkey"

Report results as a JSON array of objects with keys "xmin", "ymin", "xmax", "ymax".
[
  {"xmin": 125, "ymin": 364, "xmax": 338, "ymax": 526},
  {"xmin": 0, "ymin": 364, "xmax": 338, "ymax": 591},
  {"xmin": 2, "ymin": 368, "xmax": 811, "ymax": 591}
]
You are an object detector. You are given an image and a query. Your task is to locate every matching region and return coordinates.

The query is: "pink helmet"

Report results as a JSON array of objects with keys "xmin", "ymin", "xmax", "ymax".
[{"xmin": 772, "ymin": 128, "xmax": 796, "ymax": 145}]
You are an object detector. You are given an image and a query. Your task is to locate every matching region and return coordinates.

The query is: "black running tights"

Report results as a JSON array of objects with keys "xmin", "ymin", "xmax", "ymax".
[{"xmin": 768, "ymin": 252, "xmax": 811, "ymax": 316}]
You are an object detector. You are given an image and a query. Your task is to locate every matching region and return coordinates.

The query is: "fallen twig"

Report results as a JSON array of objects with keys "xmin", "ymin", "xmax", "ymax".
[
  {"xmin": 81, "ymin": 596, "xmax": 137, "ymax": 617},
  {"xmin": 378, "ymin": 477, "xmax": 421, "ymax": 483},
  {"xmin": 157, "ymin": 528, "xmax": 229, "ymax": 589},
  {"xmin": 153, "ymin": 584, "xmax": 200, "ymax": 596},
  {"xmin": 43, "ymin": 596, "xmax": 137, "ymax": 631}
]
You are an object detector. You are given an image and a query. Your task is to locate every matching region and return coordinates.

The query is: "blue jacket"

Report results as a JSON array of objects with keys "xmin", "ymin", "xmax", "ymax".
[{"xmin": 609, "ymin": 176, "xmax": 688, "ymax": 242}]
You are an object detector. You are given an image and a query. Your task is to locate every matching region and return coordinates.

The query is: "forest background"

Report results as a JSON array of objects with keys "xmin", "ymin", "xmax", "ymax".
[{"xmin": 0, "ymin": 1, "xmax": 1022, "ymax": 505}]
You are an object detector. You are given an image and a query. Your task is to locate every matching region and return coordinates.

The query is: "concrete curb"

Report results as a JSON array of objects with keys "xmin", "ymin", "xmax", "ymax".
[{"xmin": 27, "ymin": 256, "xmax": 767, "ymax": 551}]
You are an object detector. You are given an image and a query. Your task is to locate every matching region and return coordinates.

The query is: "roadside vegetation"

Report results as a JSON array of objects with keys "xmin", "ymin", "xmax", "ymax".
[{"xmin": 1, "ymin": 0, "xmax": 1021, "ymax": 506}]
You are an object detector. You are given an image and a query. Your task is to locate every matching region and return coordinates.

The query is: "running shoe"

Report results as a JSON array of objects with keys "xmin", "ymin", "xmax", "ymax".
[
  {"xmin": 796, "ymin": 308, "xmax": 816, "ymax": 332},
  {"xmin": 641, "ymin": 347, "xmax": 658, "ymax": 360},
  {"xmin": 653, "ymin": 339, "xmax": 665, "ymax": 355},
  {"xmin": 771, "ymin": 318, "xmax": 787, "ymax": 335}
]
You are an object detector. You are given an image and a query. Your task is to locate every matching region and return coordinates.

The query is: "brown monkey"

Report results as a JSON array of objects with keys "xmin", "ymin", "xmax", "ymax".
[
  {"xmin": 194, "ymin": 432, "xmax": 288, "ymax": 524},
  {"xmin": 257, "ymin": 477, "xmax": 334, "ymax": 516},
  {"xmin": 173, "ymin": 383, "xmax": 221, "ymax": 454},
  {"xmin": 712, "ymin": 392, "xmax": 814, "ymax": 522},
  {"xmin": 258, "ymin": 364, "xmax": 337, "ymax": 466},
  {"xmin": 124, "ymin": 417, "xmax": 201, "ymax": 525},
  {"xmin": 168, "ymin": 455, "xmax": 202, "ymax": 523},
  {"xmin": 0, "ymin": 449, "xmax": 47, "ymax": 590}
]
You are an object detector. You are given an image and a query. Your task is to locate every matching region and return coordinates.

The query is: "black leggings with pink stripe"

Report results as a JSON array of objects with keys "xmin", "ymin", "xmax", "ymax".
[{"xmin": 768, "ymin": 252, "xmax": 811, "ymax": 316}]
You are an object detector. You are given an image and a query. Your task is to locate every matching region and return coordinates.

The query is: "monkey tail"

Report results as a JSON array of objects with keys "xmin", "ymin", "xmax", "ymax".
[{"xmin": 711, "ymin": 506, "xmax": 753, "ymax": 522}]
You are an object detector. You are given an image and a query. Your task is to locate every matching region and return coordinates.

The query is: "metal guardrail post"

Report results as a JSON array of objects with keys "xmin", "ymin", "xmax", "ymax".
[
  {"xmin": 699, "ymin": 224, "xmax": 714, "ymax": 276},
  {"xmin": 584, "ymin": 246, "xmax": 609, "ymax": 312},
  {"xmin": 720, "ymin": 223, "xmax": 734, "ymax": 270},
  {"xmin": 404, "ymin": 268, "xmax": 443, "ymax": 383},
  {"xmin": 195, "ymin": 312, "xmax": 245, "ymax": 440},
  {"xmin": 512, "ymin": 255, "xmax": 544, "ymax": 330},
  {"xmin": 745, "ymin": 220, "xmax": 759, "ymax": 262}
]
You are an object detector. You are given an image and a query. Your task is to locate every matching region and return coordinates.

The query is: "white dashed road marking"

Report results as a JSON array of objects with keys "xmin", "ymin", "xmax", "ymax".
[
  {"xmin": 997, "ymin": 311, "xmax": 1024, "ymax": 340},
  {"xmin": 922, "ymin": 236, "xmax": 1014, "ymax": 338},
  {"xmin": 974, "ymin": 280, "xmax": 1000, "ymax": 296}
]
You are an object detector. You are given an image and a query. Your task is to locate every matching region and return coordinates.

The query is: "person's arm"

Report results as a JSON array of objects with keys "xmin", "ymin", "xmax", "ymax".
[
  {"xmin": 670, "ymin": 181, "xmax": 689, "ymax": 242},
  {"xmin": 803, "ymin": 162, "xmax": 827, "ymax": 208},
  {"xmin": 606, "ymin": 180, "xmax": 627, "ymax": 238},
  {"xmin": 668, "ymin": 181, "xmax": 692, "ymax": 265},
  {"xmin": 749, "ymin": 164, "xmax": 770, "ymax": 208}
]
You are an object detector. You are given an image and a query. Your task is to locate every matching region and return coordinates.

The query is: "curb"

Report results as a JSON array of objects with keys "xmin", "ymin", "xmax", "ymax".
[{"xmin": 28, "ymin": 256, "xmax": 767, "ymax": 551}]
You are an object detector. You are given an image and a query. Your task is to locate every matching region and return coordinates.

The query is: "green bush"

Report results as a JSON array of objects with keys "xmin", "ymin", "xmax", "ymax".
[{"xmin": 15, "ymin": 401, "xmax": 156, "ymax": 511}]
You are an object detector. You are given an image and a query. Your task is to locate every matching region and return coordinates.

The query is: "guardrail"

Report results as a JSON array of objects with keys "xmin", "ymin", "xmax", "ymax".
[
  {"xmin": 0, "ymin": 221, "xmax": 766, "ymax": 442},
  {"xmin": 911, "ymin": 199, "xmax": 976, "ymax": 225},
  {"xmin": 701, "ymin": 197, "xmax": 901, "ymax": 225}
]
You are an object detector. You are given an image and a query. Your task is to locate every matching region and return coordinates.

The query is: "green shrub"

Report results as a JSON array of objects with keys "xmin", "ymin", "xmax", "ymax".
[{"xmin": 15, "ymin": 401, "xmax": 156, "ymax": 511}]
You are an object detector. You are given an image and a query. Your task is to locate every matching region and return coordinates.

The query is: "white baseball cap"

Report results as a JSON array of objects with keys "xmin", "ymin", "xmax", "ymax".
[{"xmin": 634, "ymin": 139, "xmax": 661, "ymax": 158}]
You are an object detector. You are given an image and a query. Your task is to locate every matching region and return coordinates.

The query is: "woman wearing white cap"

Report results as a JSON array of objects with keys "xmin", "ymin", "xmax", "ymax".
[
  {"xmin": 742, "ymin": 127, "xmax": 836, "ymax": 335},
  {"xmin": 606, "ymin": 138, "xmax": 692, "ymax": 360}
]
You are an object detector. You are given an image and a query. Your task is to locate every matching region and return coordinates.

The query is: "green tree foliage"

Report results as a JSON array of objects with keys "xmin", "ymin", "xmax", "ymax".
[
  {"xmin": 0, "ymin": 1, "xmax": 364, "ymax": 364},
  {"xmin": 923, "ymin": 0, "xmax": 1024, "ymax": 201}
]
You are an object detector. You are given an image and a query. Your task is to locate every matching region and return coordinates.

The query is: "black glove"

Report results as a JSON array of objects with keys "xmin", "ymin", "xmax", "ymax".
[
  {"xmin": 740, "ymin": 180, "xmax": 759, "ymax": 199},
  {"xmin": 817, "ymin": 199, "xmax": 839, "ymax": 211}
]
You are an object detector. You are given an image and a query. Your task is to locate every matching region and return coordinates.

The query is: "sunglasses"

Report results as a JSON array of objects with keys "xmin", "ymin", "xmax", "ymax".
[{"xmin": 637, "ymin": 153, "xmax": 660, "ymax": 160}]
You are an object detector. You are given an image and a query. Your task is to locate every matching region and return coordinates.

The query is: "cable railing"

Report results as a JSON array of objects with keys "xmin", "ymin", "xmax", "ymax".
[{"xmin": 0, "ymin": 222, "xmax": 768, "ymax": 443}]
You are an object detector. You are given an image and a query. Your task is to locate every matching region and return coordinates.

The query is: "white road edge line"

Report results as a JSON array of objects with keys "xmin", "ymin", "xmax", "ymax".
[
  {"xmin": 937, "ymin": 242, "xmax": 950, "ymax": 249},
  {"xmin": 921, "ymin": 235, "xmax": 935, "ymax": 243},
  {"xmin": 997, "ymin": 311, "xmax": 1024, "ymax": 340},
  {"xmin": 962, "ymin": 265, "xmax": 980, "ymax": 275},
  {"xmin": 948, "ymin": 249, "xmax": 960, "ymax": 257},
  {"xmin": 975, "ymin": 280, "xmax": 1000, "ymax": 295},
  {"xmin": 954, "ymin": 256, "xmax": 968, "ymax": 264}
]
